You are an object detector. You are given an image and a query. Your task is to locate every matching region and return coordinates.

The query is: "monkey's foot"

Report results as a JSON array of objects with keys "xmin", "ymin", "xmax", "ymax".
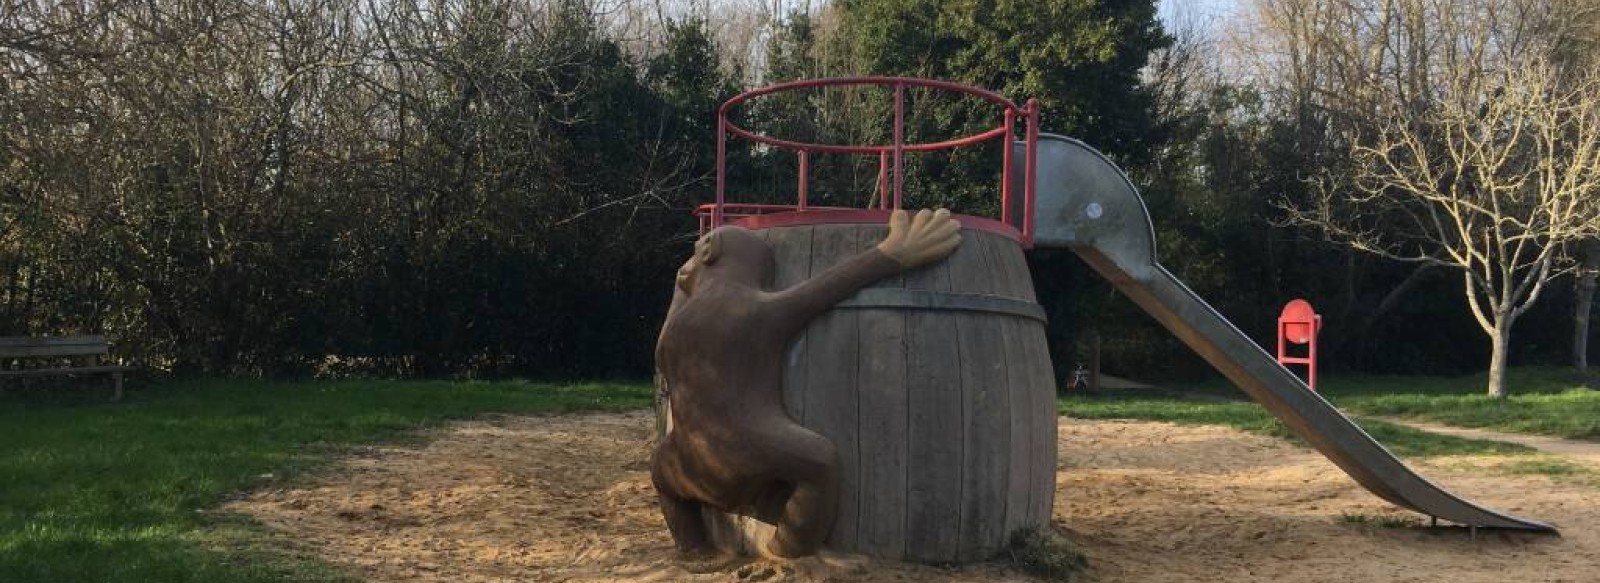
[
  {"xmin": 676, "ymin": 547, "xmax": 738, "ymax": 573},
  {"xmin": 762, "ymin": 549, "xmax": 870, "ymax": 582},
  {"xmin": 733, "ymin": 561, "xmax": 794, "ymax": 582},
  {"xmin": 758, "ymin": 534, "xmax": 809, "ymax": 560}
]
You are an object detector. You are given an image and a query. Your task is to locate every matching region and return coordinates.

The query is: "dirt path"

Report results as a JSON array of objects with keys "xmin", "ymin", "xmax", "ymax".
[
  {"xmin": 1373, "ymin": 416, "xmax": 1600, "ymax": 466},
  {"xmin": 229, "ymin": 413, "xmax": 1600, "ymax": 582}
]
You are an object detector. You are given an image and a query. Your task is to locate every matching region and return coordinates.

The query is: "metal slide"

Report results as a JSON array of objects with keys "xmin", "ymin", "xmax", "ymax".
[{"xmin": 1026, "ymin": 133, "xmax": 1557, "ymax": 533}]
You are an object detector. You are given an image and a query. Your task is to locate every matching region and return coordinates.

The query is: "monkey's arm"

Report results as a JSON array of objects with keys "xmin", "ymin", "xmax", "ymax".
[
  {"xmin": 766, "ymin": 209, "xmax": 962, "ymax": 333},
  {"xmin": 765, "ymin": 248, "xmax": 903, "ymax": 333}
]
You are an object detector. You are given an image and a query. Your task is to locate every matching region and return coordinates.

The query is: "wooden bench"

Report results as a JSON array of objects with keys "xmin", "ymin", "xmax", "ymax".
[{"xmin": 0, "ymin": 335, "xmax": 133, "ymax": 400}]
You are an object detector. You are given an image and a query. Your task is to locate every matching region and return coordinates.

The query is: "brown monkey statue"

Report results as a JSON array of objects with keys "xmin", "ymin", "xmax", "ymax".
[{"xmin": 652, "ymin": 208, "xmax": 962, "ymax": 560}]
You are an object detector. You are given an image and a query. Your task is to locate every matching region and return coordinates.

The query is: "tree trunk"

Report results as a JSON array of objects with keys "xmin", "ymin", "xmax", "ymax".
[
  {"xmin": 1488, "ymin": 316, "xmax": 1512, "ymax": 399},
  {"xmin": 1576, "ymin": 239, "xmax": 1599, "ymax": 373}
]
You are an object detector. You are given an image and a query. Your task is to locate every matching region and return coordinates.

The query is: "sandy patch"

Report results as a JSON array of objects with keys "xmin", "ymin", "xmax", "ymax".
[{"xmin": 229, "ymin": 413, "xmax": 1600, "ymax": 582}]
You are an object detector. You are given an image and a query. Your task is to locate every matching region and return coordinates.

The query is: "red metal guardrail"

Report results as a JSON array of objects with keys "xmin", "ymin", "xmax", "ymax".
[{"xmin": 697, "ymin": 77, "xmax": 1041, "ymax": 247}]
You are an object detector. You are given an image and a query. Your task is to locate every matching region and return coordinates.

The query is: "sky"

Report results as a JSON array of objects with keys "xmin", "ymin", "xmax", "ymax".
[{"xmin": 1158, "ymin": 0, "xmax": 1239, "ymax": 27}]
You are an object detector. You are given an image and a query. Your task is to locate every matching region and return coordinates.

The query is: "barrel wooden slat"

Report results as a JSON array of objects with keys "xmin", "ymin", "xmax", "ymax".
[
  {"xmin": 1000, "ymin": 235, "xmax": 1057, "ymax": 530},
  {"xmin": 976, "ymin": 234, "xmax": 1034, "ymax": 542},
  {"xmin": 1002, "ymin": 248, "xmax": 1059, "ymax": 530},
  {"xmin": 901, "ymin": 251, "xmax": 964, "ymax": 562},
  {"xmin": 803, "ymin": 225, "xmax": 868, "ymax": 551},
  {"xmin": 855, "ymin": 321, "xmax": 908, "ymax": 554},
  {"xmin": 852, "ymin": 225, "xmax": 909, "ymax": 557},
  {"xmin": 943, "ymin": 235, "xmax": 1011, "ymax": 562},
  {"xmin": 982, "ymin": 244, "xmax": 1054, "ymax": 530},
  {"xmin": 958, "ymin": 321, "xmax": 1010, "ymax": 560},
  {"xmin": 769, "ymin": 225, "xmax": 817, "ymax": 421},
  {"xmin": 1027, "ymin": 323, "xmax": 1060, "ymax": 528},
  {"xmin": 975, "ymin": 235, "xmax": 1023, "ymax": 538}
]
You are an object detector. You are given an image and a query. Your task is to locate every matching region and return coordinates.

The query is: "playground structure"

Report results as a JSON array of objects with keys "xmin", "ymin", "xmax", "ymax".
[
  {"xmin": 665, "ymin": 78, "xmax": 1054, "ymax": 563},
  {"xmin": 665, "ymin": 77, "xmax": 1553, "ymax": 565}
]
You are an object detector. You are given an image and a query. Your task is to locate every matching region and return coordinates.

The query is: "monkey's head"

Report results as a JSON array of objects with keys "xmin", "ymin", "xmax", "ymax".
[{"xmin": 676, "ymin": 226, "xmax": 774, "ymax": 293}]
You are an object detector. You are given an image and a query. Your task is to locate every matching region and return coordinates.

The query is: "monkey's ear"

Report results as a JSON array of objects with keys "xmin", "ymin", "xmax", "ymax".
[{"xmin": 695, "ymin": 231, "xmax": 722, "ymax": 265}]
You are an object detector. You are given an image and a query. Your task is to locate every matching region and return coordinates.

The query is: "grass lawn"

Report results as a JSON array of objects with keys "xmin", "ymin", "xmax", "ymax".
[
  {"xmin": 1166, "ymin": 366, "xmax": 1600, "ymax": 440},
  {"xmin": 2, "ymin": 369, "xmax": 1581, "ymax": 582},
  {"xmin": 0, "ymin": 378, "xmax": 652, "ymax": 583},
  {"xmin": 1315, "ymin": 367, "xmax": 1600, "ymax": 441},
  {"xmin": 1058, "ymin": 389, "xmax": 1534, "ymax": 458}
]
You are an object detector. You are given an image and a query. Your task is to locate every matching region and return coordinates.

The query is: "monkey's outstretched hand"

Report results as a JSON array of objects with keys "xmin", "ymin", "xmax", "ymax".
[{"xmin": 877, "ymin": 208, "xmax": 962, "ymax": 268}]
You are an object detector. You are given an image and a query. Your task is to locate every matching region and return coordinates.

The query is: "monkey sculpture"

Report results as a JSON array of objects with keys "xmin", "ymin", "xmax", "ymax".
[{"xmin": 652, "ymin": 209, "xmax": 962, "ymax": 559}]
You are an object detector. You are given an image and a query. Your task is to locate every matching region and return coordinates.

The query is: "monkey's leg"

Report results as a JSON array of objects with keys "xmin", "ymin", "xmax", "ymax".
[
  {"xmin": 767, "ymin": 474, "xmax": 838, "ymax": 557},
  {"xmin": 655, "ymin": 482, "xmax": 742, "ymax": 573},
  {"xmin": 650, "ymin": 442, "xmax": 716, "ymax": 556},
  {"xmin": 657, "ymin": 488, "xmax": 716, "ymax": 555},
  {"xmin": 762, "ymin": 428, "xmax": 840, "ymax": 558}
]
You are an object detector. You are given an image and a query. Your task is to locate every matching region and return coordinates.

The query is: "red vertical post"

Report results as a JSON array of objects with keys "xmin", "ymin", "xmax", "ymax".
[
  {"xmin": 1001, "ymin": 107, "xmax": 1016, "ymax": 225},
  {"xmin": 797, "ymin": 150, "xmax": 810, "ymax": 210},
  {"xmin": 1277, "ymin": 299, "xmax": 1321, "ymax": 392},
  {"xmin": 877, "ymin": 151, "xmax": 889, "ymax": 209},
  {"xmin": 1310, "ymin": 315, "xmax": 1321, "ymax": 391},
  {"xmin": 1023, "ymin": 99, "xmax": 1040, "ymax": 247},
  {"xmin": 892, "ymin": 83, "xmax": 905, "ymax": 210},
  {"xmin": 714, "ymin": 116, "xmax": 726, "ymax": 227}
]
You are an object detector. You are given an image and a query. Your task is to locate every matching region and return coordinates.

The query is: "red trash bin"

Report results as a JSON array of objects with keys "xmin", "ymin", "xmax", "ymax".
[{"xmin": 1277, "ymin": 299, "xmax": 1321, "ymax": 392}]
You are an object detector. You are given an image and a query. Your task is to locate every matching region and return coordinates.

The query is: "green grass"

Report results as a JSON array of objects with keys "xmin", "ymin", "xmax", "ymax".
[
  {"xmin": 1433, "ymin": 454, "xmax": 1600, "ymax": 490},
  {"xmin": 1494, "ymin": 456, "xmax": 1590, "ymax": 478},
  {"xmin": 1004, "ymin": 527, "xmax": 1088, "ymax": 581},
  {"xmin": 1313, "ymin": 368, "xmax": 1600, "ymax": 441},
  {"xmin": 1153, "ymin": 366, "xmax": 1600, "ymax": 441},
  {"xmin": 0, "ymin": 378, "xmax": 653, "ymax": 583},
  {"xmin": 1338, "ymin": 512, "xmax": 1422, "ymax": 529},
  {"xmin": 1059, "ymin": 388, "xmax": 1533, "ymax": 458}
]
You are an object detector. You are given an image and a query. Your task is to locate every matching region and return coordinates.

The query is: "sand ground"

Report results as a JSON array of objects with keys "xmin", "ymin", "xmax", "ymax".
[{"xmin": 228, "ymin": 412, "xmax": 1600, "ymax": 582}]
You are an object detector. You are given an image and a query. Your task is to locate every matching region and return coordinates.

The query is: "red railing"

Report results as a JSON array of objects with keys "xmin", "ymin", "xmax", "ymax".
[{"xmin": 699, "ymin": 77, "xmax": 1041, "ymax": 247}]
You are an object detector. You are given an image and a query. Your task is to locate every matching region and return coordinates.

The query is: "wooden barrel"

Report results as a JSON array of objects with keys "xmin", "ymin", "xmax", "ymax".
[{"xmin": 704, "ymin": 223, "xmax": 1058, "ymax": 564}]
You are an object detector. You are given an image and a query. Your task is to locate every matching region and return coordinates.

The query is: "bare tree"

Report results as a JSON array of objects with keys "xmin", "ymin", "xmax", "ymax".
[{"xmin": 1288, "ymin": 56, "xmax": 1600, "ymax": 397}]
